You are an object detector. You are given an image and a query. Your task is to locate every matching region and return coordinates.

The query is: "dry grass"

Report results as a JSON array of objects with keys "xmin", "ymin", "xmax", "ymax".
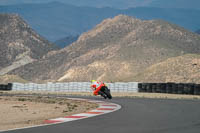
[{"xmin": 0, "ymin": 74, "xmax": 28, "ymax": 84}]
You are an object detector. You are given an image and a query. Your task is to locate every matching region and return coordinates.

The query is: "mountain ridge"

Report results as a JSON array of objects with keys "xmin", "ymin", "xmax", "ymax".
[
  {"xmin": 0, "ymin": 2, "xmax": 200, "ymax": 41},
  {"xmin": 149, "ymin": 0, "xmax": 200, "ymax": 10},
  {"xmin": 9, "ymin": 15, "xmax": 200, "ymax": 83},
  {"xmin": 0, "ymin": 13, "xmax": 58, "ymax": 76},
  {"xmin": 0, "ymin": 0, "xmax": 199, "ymax": 10}
]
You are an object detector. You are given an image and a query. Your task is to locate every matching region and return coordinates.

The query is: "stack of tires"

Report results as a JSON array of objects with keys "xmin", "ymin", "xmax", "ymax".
[
  {"xmin": 194, "ymin": 84, "xmax": 200, "ymax": 95},
  {"xmin": 138, "ymin": 83, "xmax": 200, "ymax": 95},
  {"xmin": 0, "ymin": 83, "xmax": 12, "ymax": 91}
]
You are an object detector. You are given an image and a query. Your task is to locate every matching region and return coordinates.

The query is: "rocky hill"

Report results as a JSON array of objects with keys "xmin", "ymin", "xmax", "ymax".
[
  {"xmin": 9, "ymin": 15, "xmax": 200, "ymax": 82},
  {"xmin": 130, "ymin": 54, "xmax": 200, "ymax": 83},
  {"xmin": 0, "ymin": 14, "xmax": 57, "ymax": 76}
]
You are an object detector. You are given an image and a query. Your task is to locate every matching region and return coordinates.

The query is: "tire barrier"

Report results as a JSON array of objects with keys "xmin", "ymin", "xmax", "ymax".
[
  {"xmin": 138, "ymin": 83, "xmax": 200, "ymax": 95},
  {"xmin": 172, "ymin": 83, "xmax": 178, "ymax": 94},
  {"xmin": 146, "ymin": 83, "xmax": 153, "ymax": 93},
  {"xmin": 0, "ymin": 83, "xmax": 12, "ymax": 91},
  {"xmin": 194, "ymin": 84, "xmax": 200, "ymax": 95},
  {"xmin": 166, "ymin": 83, "xmax": 173, "ymax": 94}
]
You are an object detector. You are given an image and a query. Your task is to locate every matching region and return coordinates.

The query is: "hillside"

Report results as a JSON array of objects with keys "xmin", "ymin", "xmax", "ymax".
[
  {"xmin": 130, "ymin": 54, "xmax": 200, "ymax": 83},
  {"xmin": 0, "ymin": 14, "xmax": 57, "ymax": 76},
  {"xmin": 9, "ymin": 15, "xmax": 200, "ymax": 82},
  {"xmin": 0, "ymin": 75, "xmax": 27, "ymax": 84},
  {"xmin": 0, "ymin": 2, "xmax": 200, "ymax": 41}
]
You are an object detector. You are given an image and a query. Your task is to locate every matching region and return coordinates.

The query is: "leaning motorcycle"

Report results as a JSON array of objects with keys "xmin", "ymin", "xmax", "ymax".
[{"xmin": 99, "ymin": 83, "xmax": 112, "ymax": 99}]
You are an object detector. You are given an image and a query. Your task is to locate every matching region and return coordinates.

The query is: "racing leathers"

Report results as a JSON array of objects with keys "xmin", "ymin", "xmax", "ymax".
[{"xmin": 91, "ymin": 81, "xmax": 104, "ymax": 96}]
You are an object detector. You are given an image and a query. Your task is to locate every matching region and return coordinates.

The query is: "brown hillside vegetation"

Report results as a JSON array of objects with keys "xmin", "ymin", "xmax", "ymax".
[
  {"xmin": 0, "ymin": 14, "xmax": 58, "ymax": 76},
  {"xmin": 9, "ymin": 15, "xmax": 200, "ymax": 82},
  {"xmin": 130, "ymin": 54, "xmax": 200, "ymax": 83},
  {"xmin": 0, "ymin": 75, "xmax": 28, "ymax": 84}
]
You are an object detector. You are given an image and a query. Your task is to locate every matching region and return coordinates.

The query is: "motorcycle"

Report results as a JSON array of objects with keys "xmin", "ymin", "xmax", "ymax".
[{"xmin": 98, "ymin": 83, "xmax": 112, "ymax": 99}]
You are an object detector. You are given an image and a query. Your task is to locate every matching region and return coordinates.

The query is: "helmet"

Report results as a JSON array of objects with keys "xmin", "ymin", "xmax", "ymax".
[{"xmin": 91, "ymin": 80, "xmax": 96, "ymax": 83}]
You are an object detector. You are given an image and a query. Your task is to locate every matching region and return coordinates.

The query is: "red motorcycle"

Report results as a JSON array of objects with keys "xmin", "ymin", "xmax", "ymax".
[{"xmin": 93, "ymin": 83, "xmax": 112, "ymax": 99}]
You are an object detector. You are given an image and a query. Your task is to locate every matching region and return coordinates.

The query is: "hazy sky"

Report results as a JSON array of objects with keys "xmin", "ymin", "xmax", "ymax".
[{"xmin": 0, "ymin": 0, "xmax": 199, "ymax": 9}]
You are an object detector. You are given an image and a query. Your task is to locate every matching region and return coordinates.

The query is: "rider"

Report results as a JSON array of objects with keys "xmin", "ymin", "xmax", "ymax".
[{"xmin": 90, "ymin": 80, "xmax": 106, "ymax": 98}]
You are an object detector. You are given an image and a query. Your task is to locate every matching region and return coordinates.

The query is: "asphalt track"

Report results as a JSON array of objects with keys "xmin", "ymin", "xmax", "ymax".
[{"xmin": 2, "ymin": 96, "xmax": 200, "ymax": 133}]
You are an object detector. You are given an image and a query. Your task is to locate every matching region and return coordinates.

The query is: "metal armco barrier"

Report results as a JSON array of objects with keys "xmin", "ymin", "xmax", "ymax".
[
  {"xmin": 138, "ymin": 83, "xmax": 200, "ymax": 95},
  {"xmin": 0, "ymin": 83, "xmax": 12, "ymax": 91},
  {"xmin": 12, "ymin": 82, "xmax": 139, "ymax": 92}
]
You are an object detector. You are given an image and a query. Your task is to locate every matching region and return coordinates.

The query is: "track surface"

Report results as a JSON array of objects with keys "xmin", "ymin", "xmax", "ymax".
[{"xmin": 2, "ymin": 96, "xmax": 200, "ymax": 133}]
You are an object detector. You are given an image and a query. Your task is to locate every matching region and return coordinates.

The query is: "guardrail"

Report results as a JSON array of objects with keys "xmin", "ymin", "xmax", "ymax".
[{"xmin": 12, "ymin": 82, "xmax": 139, "ymax": 92}]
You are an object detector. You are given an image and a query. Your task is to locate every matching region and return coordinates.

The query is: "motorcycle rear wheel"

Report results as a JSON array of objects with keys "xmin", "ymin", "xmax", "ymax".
[{"xmin": 104, "ymin": 87, "xmax": 112, "ymax": 99}]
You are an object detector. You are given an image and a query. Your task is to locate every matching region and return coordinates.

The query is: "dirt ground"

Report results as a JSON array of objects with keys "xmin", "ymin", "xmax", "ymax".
[
  {"xmin": 0, "ymin": 95, "xmax": 98, "ymax": 131},
  {"xmin": 1, "ymin": 91, "xmax": 200, "ymax": 131}
]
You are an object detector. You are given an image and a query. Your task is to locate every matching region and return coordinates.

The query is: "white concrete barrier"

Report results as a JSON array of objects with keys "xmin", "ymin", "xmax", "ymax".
[{"xmin": 12, "ymin": 82, "xmax": 139, "ymax": 92}]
